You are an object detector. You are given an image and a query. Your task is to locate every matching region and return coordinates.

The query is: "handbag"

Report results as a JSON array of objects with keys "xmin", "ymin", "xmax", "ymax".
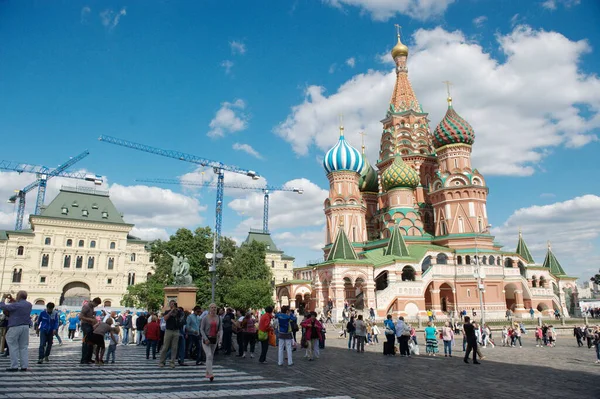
[
  {"xmin": 257, "ymin": 330, "xmax": 268, "ymax": 341},
  {"xmin": 208, "ymin": 336, "xmax": 217, "ymax": 345},
  {"xmin": 268, "ymin": 330, "xmax": 276, "ymax": 347}
]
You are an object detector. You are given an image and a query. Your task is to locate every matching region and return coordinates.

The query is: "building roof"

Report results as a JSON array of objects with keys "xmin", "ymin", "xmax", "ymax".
[
  {"xmin": 384, "ymin": 223, "xmax": 410, "ymax": 257},
  {"xmin": 35, "ymin": 187, "xmax": 131, "ymax": 226},
  {"xmin": 326, "ymin": 228, "xmax": 358, "ymax": 261},
  {"xmin": 243, "ymin": 230, "xmax": 295, "ymax": 261},
  {"xmin": 543, "ymin": 244, "xmax": 567, "ymax": 277},
  {"xmin": 515, "ymin": 231, "xmax": 535, "ymax": 264}
]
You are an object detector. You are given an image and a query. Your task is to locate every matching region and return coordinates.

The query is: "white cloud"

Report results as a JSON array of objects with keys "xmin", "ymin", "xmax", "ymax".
[
  {"xmin": 542, "ymin": 0, "xmax": 580, "ymax": 10},
  {"xmin": 81, "ymin": 6, "xmax": 91, "ymax": 23},
  {"xmin": 323, "ymin": 0, "xmax": 455, "ymax": 21},
  {"xmin": 346, "ymin": 57, "xmax": 356, "ymax": 68},
  {"xmin": 229, "ymin": 41, "xmax": 246, "ymax": 55},
  {"xmin": 328, "ymin": 64, "xmax": 337, "ymax": 74},
  {"xmin": 220, "ymin": 60, "xmax": 234, "ymax": 75},
  {"xmin": 473, "ymin": 15, "xmax": 487, "ymax": 27},
  {"xmin": 273, "ymin": 228, "xmax": 325, "ymax": 252},
  {"xmin": 179, "ymin": 169, "xmax": 267, "ymax": 198},
  {"xmin": 207, "ymin": 99, "xmax": 249, "ymax": 138},
  {"xmin": 274, "ymin": 26, "xmax": 600, "ymax": 176},
  {"xmin": 492, "ymin": 195, "xmax": 600, "ymax": 279},
  {"xmin": 510, "ymin": 13, "xmax": 522, "ymax": 27},
  {"xmin": 130, "ymin": 227, "xmax": 169, "ymax": 241},
  {"xmin": 232, "ymin": 143, "xmax": 264, "ymax": 160},
  {"xmin": 228, "ymin": 178, "xmax": 327, "ymax": 231},
  {"xmin": 99, "ymin": 8, "xmax": 127, "ymax": 30}
]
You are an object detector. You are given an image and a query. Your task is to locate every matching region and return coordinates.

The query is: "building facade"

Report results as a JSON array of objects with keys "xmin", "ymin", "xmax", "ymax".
[
  {"xmin": 0, "ymin": 186, "xmax": 154, "ymax": 307},
  {"xmin": 243, "ymin": 230, "xmax": 294, "ymax": 301},
  {"xmin": 277, "ymin": 33, "xmax": 579, "ymax": 319}
]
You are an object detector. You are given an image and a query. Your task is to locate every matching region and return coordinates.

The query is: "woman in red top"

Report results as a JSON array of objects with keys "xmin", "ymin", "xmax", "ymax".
[
  {"xmin": 241, "ymin": 311, "xmax": 258, "ymax": 358},
  {"xmin": 144, "ymin": 316, "xmax": 160, "ymax": 360},
  {"xmin": 301, "ymin": 311, "xmax": 323, "ymax": 361},
  {"xmin": 258, "ymin": 306, "xmax": 274, "ymax": 364}
]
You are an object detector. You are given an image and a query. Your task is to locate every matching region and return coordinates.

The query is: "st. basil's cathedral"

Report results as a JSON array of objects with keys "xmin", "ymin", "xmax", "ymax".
[{"xmin": 276, "ymin": 31, "xmax": 579, "ymax": 320}]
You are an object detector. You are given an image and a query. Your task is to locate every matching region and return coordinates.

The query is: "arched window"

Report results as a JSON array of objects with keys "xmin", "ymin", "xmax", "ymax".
[
  {"xmin": 104, "ymin": 300, "xmax": 112, "ymax": 307},
  {"xmin": 271, "ymin": 260, "xmax": 275, "ymax": 268},
  {"xmin": 465, "ymin": 255, "xmax": 471, "ymax": 265},
  {"xmin": 458, "ymin": 217, "xmax": 464, "ymax": 233},
  {"xmin": 489, "ymin": 256, "xmax": 495, "ymax": 265},
  {"xmin": 87, "ymin": 256, "xmax": 95, "ymax": 269},
  {"xmin": 539, "ymin": 276, "xmax": 546, "ymax": 288},
  {"xmin": 17, "ymin": 246, "xmax": 24, "ymax": 256},
  {"xmin": 12, "ymin": 268, "xmax": 22, "ymax": 283},
  {"xmin": 90, "ymin": 240, "xmax": 96, "ymax": 248},
  {"xmin": 482, "ymin": 256, "xmax": 487, "ymax": 265},
  {"xmin": 110, "ymin": 242, "xmax": 116, "ymax": 250},
  {"xmin": 147, "ymin": 272, "xmax": 152, "ymax": 278},
  {"xmin": 401, "ymin": 266, "xmax": 416, "ymax": 281},
  {"xmin": 76, "ymin": 256, "xmax": 83, "ymax": 268},
  {"xmin": 64, "ymin": 255, "xmax": 71, "ymax": 268},
  {"xmin": 130, "ymin": 253, "xmax": 136, "ymax": 262},
  {"xmin": 44, "ymin": 237, "xmax": 51, "ymax": 245},
  {"xmin": 478, "ymin": 218, "xmax": 483, "ymax": 233},
  {"xmin": 107, "ymin": 257, "xmax": 114, "ymax": 270},
  {"xmin": 41, "ymin": 254, "xmax": 49, "ymax": 267},
  {"xmin": 66, "ymin": 239, "xmax": 73, "ymax": 247},
  {"xmin": 421, "ymin": 256, "xmax": 432, "ymax": 273},
  {"xmin": 128, "ymin": 272, "xmax": 136, "ymax": 286},
  {"xmin": 78, "ymin": 240, "xmax": 84, "ymax": 248},
  {"xmin": 504, "ymin": 258, "xmax": 512, "ymax": 268},
  {"xmin": 457, "ymin": 255, "xmax": 463, "ymax": 265},
  {"xmin": 532, "ymin": 276, "xmax": 538, "ymax": 288},
  {"xmin": 440, "ymin": 220, "xmax": 448, "ymax": 236},
  {"xmin": 436, "ymin": 253, "xmax": 448, "ymax": 265}
]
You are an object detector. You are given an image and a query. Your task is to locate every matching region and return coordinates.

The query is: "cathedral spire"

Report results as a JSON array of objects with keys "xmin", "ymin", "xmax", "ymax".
[
  {"xmin": 389, "ymin": 26, "xmax": 421, "ymax": 114},
  {"xmin": 515, "ymin": 229, "xmax": 535, "ymax": 264},
  {"xmin": 326, "ymin": 225, "xmax": 358, "ymax": 261},
  {"xmin": 384, "ymin": 222, "xmax": 410, "ymax": 257},
  {"xmin": 543, "ymin": 241, "xmax": 567, "ymax": 277}
]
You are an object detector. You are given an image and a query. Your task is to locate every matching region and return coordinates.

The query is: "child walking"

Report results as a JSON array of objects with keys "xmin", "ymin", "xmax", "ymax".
[{"xmin": 105, "ymin": 326, "xmax": 120, "ymax": 364}]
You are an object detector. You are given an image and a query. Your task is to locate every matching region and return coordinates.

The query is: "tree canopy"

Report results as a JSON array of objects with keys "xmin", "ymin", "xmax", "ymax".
[{"xmin": 121, "ymin": 227, "xmax": 273, "ymax": 311}]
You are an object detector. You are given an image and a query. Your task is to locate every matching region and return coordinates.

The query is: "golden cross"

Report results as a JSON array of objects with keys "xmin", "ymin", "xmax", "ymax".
[
  {"xmin": 442, "ymin": 80, "xmax": 452, "ymax": 98},
  {"xmin": 359, "ymin": 131, "xmax": 367, "ymax": 153},
  {"xmin": 394, "ymin": 24, "xmax": 402, "ymax": 39}
]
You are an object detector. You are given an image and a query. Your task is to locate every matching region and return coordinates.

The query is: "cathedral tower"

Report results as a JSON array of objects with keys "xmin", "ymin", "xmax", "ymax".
[
  {"xmin": 323, "ymin": 124, "xmax": 367, "ymax": 248},
  {"xmin": 429, "ymin": 94, "xmax": 491, "ymax": 249},
  {"xmin": 358, "ymin": 142, "xmax": 379, "ymax": 241}
]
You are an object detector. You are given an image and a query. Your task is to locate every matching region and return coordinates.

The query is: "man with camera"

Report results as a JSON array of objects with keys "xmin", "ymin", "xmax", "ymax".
[
  {"xmin": 159, "ymin": 300, "xmax": 182, "ymax": 368},
  {"xmin": 0, "ymin": 291, "xmax": 32, "ymax": 371}
]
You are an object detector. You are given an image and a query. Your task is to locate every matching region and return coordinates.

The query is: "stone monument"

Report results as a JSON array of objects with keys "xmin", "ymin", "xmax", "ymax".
[{"xmin": 163, "ymin": 251, "xmax": 198, "ymax": 310}]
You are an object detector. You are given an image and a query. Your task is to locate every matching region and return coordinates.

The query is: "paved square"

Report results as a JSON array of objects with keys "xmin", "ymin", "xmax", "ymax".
[{"xmin": 1, "ymin": 330, "xmax": 599, "ymax": 399}]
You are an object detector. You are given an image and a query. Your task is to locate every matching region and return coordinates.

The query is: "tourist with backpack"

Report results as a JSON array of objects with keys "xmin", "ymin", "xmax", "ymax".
[
  {"xmin": 158, "ymin": 300, "xmax": 182, "ymax": 368},
  {"xmin": 36, "ymin": 302, "xmax": 59, "ymax": 364},
  {"xmin": 275, "ymin": 306, "xmax": 296, "ymax": 366}
]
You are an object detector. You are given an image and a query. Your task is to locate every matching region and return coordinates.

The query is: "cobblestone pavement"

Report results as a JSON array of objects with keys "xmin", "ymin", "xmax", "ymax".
[{"xmin": 0, "ymin": 331, "xmax": 599, "ymax": 399}]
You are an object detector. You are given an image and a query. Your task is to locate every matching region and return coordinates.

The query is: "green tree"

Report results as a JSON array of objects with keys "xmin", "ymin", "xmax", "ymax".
[
  {"xmin": 122, "ymin": 227, "xmax": 238, "ymax": 310},
  {"xmin": 220, "ymin": 240, "xmax": 274, "ymax": 310},
  {"xmin": 591, "ymin": 268, "xmax": 600, "ymax": 286}
]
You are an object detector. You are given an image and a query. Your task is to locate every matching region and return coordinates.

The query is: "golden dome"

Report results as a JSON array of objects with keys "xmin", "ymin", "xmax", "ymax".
[{"xmin": 391, "ymin": 35, "xmax": 408, "ymax": 58}]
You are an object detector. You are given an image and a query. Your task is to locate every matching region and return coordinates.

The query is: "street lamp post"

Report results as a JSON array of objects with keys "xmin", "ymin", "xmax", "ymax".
[
  {"xmin": 205, "ymin": 236, "xmax": 223, "ymax": 303},
  {"xmin": 474, "ymin": 225, "xmax": 491, "ymax": 325}
]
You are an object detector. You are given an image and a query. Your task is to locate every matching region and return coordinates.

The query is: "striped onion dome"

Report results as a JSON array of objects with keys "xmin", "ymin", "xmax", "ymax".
[
  {"xmin": 323, "ymin": 129, "xmax": 364, "ymax": 175},
  {"xmin": 433, "ymin": 101, "xmax": 475, "ymax": 149},
  {"xmin": 381, "ymin": 155, "xmax": 420, "ymax": 190}
]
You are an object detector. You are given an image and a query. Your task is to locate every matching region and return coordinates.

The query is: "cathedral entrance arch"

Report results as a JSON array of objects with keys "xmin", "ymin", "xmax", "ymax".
[
  {"xmin": 60, "ymin": 282, "xmax": 91, "ymax": 307},
  {"xmin": 375, "ymin": 271, "xmax": 388, "ymax": 290},
  {"xmin": 439, "ymin": 283, "xmax": 454, "ymax": 313},
  {"xmin": 504, "ymin": 283, "xmax": 518, "ymax": 311},
  {"xmin": 424, "ymin": 282, "xmax": 433, "ymax": 311},
  {"xmin": 354, "ymin": 278, "xmax": 365, "ymax": 310},
  {"xmin": 277, "ymin": 286, "xmax": 290, "ymax": 307}
]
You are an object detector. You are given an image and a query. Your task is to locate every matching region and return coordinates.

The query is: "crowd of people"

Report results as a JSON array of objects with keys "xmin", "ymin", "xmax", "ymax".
[{"xmin": 2, "ymin": 291, "xmax": 600, "ymax": 374}]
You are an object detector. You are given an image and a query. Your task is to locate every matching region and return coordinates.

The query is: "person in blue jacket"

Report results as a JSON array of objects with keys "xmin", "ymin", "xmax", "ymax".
[
  {"xmin": 67, "ymin": 313, "xmax": 80, "ymax": 340},
  {"xmin": 275, "ymin": 306, "xmax": 296, "ymax": 366},
  {"xmin": 36, "ymin": 302, "xmax": 59, "ymax": 364}
]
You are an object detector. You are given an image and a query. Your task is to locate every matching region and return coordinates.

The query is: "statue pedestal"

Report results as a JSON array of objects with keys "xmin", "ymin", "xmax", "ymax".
[{"xmin": 164, "ymin": 286, "xmax": 198, "ymax": 311}]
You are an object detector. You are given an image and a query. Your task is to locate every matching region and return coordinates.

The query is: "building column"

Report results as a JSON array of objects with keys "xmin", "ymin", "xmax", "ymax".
[
  {"xmin": 430, "ymin": 289, "xmax": 441, "ymax": 313},
  {"xmin": 514, "ymin": 289, "xmax": 526, "ymax": 313},
  {"xmin": 289, "ymin": 298, "xmax": 296, "ymax": 310}
]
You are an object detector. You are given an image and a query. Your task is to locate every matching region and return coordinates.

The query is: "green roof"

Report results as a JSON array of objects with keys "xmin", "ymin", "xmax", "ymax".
[
  {"xmin": 360, "ymin": 243, "xmax": 450, "ymax": 267},
  {"xmin": 36, "ymin": 187, "xmax": 130, "ymax": 225},
  {"xmin": 244, "ymin": 230, "xmax": 282, "ymax": 253},
  {"xmin": 276, "ymin": 279, "xmax": 311, "ymax": 286},
  {"xmin": 384, "ymin": 223, "xmax": 410, "ymax": 257},
  {"xmin": 0, "ymin": 231, "xmax": 7, "ymax": 241},
  {"xmin": 543, "ymin": 245, "xmax": 567, "ymax": 277},
  {"xmin": 516, "ymin": 232, "xmax": 535, "ymax": 264},
  {"xmin": 326, "ymin": 228, "xmax": 358, "ymax": 261}
]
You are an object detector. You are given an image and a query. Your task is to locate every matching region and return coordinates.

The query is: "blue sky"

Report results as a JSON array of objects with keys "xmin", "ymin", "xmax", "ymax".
[{"xmin": 1, "ymin": 0, "xmax": 599, "ymax": 280}]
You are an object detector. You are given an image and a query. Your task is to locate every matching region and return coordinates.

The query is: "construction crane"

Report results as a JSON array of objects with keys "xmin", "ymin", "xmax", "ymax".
[
  {"xmin": 98, "ymin": 135, "xmax": 260, "ymax": 248},
  {"xmin": 135, "ymin": 178, "xmax": 303, "ymax": 233},
  {"xmin": 0, "ymin": 151, "xmax": 103, "ymax": 230}
]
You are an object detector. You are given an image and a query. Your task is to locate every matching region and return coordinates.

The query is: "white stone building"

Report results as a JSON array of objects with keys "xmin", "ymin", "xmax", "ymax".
[{"xmin": 0, "ymin": 186, "xmax": 154, "ymax": 307}]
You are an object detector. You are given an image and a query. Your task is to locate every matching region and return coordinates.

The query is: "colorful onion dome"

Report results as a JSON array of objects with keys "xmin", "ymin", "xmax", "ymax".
[
  {"xmin": 391, "ymin": 34, "xmax": 409, "ymax": 58},
  {"xmin": 381, "ymin": 155, "xmax": 420, "ymax": 190},
  {"xmin": 359, "ymin": 151, "xmax": 378, "ymax": 192},
  {"xmin": 323, "ymin": 127, "xmax": 364, "ymax": 175},
  {"xmin": 433, "ymin": 100, "xmax": 475, "ymax": 148}
]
